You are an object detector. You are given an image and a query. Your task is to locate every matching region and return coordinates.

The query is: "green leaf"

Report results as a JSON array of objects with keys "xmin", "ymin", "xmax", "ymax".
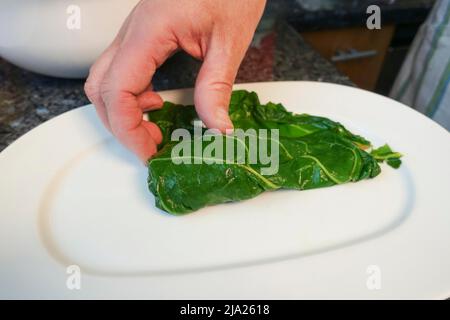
[
  {"xmin": 387, "ymin": 158, "xmax": 402, "ymax": 169},
  {"xmin": 147, "ymin": 90, "xmax": 401, "ymax": 215},
  {"xmin": 370, "ymin": 144, "xmax": 403, "ymax": 168}
]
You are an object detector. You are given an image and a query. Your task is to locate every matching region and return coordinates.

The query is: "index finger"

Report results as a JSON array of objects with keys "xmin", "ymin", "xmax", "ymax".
[{"xmin": 100, "ymin": 23, "xmax": 178, "ymax": 161}]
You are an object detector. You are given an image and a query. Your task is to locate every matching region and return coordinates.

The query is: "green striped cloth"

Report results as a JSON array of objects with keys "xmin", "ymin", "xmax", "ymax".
[{"xmin": 391, "ymin": 0, "xmax": 450, "ymax": 131}]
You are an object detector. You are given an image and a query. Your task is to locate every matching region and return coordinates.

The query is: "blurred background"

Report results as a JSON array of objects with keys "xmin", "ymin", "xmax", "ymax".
[{"xmin": 289, "ymin": 0, "xmax": 435, "ymax": 95}]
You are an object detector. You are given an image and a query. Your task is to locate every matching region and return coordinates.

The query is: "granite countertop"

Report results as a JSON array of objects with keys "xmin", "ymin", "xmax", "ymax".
[
  {"xmin": 287, "ymin": 0, "xmax": 435, "ymax": 31},
  {"xmin": 0, "ymin": 23, "xmax": 352, "ymax": 151}
]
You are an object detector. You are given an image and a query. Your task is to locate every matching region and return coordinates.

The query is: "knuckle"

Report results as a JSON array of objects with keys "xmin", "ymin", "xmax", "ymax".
[
  {"xmin": 84, "ymin": 79, "xmax": 98, "ymax": 99},
  {"xmin": 108, "ymin": 116, "xmax": 128, "ymax": 139},
  {"xmin": 208, "ymin": 80, "xmax": 233, "ymax": 93},
  {"xmin": 99, "ymin": 80, "xmax": 114, "ymax": 101},
  {"xmin": 109, "ymin": 123, "xmax": 123, "ymax": 139}
]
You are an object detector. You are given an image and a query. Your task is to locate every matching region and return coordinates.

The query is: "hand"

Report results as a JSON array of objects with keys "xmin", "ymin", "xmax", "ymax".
[{"xmin": 84, "ymin": 0, "xmax": 266, "ymax": 162}]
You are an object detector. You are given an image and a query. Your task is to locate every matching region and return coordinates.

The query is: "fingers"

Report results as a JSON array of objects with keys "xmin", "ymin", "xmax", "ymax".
[
  {"xmin": 84, "ymin": 44, "xmax": 118, "ymax": 131},
  {"xmin": 137, "ymin": 90, "xmax": 164, "ymax": 111},
  {"xmin": 84, "ymin": 11, "xmax": 134, "ymax": 130},
  {"xmin": 99, "ymin": 24, "xmax": 178, "ymax": 161},
  {"xmin": 192, "ymin": 0, "xmax": 265, "ymax": 133},
  {"xmin": 142, "ymin": 120, "xmax": 163, "ymax": 145},
  {"xmin": 194, "ymin": 41, "xmax": 245, "ymax": 133}
]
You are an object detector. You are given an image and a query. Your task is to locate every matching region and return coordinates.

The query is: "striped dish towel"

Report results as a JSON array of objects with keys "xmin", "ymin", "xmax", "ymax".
[{"xmin": 391, "ymin": 0, "xmax": 450, "ymax": 131}]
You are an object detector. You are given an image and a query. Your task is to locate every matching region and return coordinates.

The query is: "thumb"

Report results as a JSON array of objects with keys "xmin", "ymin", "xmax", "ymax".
[{"xmin": 194, "ymin": 47, "xmax": 243, "ymax": 132}]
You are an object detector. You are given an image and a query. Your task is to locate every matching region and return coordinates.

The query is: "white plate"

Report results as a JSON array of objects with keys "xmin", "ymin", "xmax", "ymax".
[{"xmin": 1, "ymin": 82, "xmax": 449, "ymax": 299}]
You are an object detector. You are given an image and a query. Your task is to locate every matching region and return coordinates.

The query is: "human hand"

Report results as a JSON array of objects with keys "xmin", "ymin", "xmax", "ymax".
[{"xmin": 84, "ymin": 0, "xmax": 266, "ymax": 161}]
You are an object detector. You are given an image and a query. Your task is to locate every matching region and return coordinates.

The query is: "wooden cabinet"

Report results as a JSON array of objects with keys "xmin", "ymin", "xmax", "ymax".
[{"xmin": 301, "ymin": 25, "xmax": 395, "ymax": 91}]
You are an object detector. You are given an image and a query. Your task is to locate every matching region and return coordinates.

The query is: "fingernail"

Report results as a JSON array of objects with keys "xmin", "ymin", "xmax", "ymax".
[{"xmin": 216, "ymin": 107, "xmax": 233, "ymax": 131}]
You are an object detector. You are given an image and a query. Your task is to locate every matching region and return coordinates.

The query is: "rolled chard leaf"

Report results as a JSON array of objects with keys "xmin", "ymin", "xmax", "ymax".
[{"xmin": 147, "ymin": 90, "xmax": 400, "ymax": 215}]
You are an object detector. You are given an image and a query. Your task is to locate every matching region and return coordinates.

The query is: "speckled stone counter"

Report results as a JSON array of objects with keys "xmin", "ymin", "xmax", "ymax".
[{"xmin": 0, "ymin": 23, "xmax": 352, "ymax": 151}]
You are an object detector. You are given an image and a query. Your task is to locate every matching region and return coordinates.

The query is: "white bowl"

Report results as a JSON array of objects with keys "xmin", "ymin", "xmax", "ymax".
[{"xmin": 0, "ymin": 0, "xmax": 139, "ymax": 78}]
